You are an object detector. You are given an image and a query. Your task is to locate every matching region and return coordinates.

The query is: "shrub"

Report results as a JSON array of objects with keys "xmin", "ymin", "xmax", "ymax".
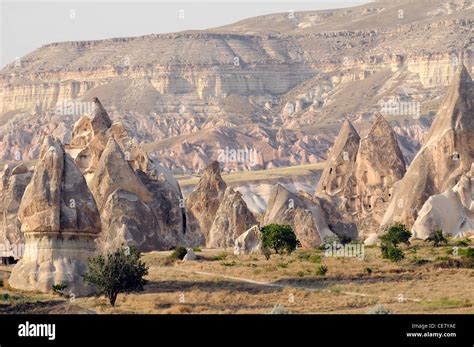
[
  {"xmin": 212, "ymin": 252, "xmax": 228, "ymax": 261},
  {"xmin": 170, "ymin": 246, "xmax": 188, "ymax": 260},
  {"xmin": 316, "ymin": 265, "xmax": 328, "ymax": 276},
  {"xmin": 192, "ymin": 247, "xmax": 202, "ymax": 252},
  {"xmin": 260, "ymin": 224, "xmax": 301, "ymax": 255},
  {"xmin": 367, "ymin": 304, "xmax": 393, "ymax": 314},
  {"xmin": 381, "ymin": 243, "xmax": 404, "ymax": 262},
  {"xmin": 52, "ymin": 283, "xmax": 68, "ymax": 294},
  {"xmin": 83, "ymin": 246, "xmax": 149, "ymax": 306},
  {"xmin": 380, "ymin": 223, "xmax": 411, "ymax": 262},
  {"xmin": 364, "ymin": 267, "xmax": 373, "ymax": 276},
  {"xmin": 455, "ymin": 238, "xmax": 471, "ymax": 247},
  {"xmin": 426, "ymin": 229, "xmax": 448, "ymax": 247},
  {"xmin": 380, "ymin": 222, "xmax": 412, "ymax": 246}
]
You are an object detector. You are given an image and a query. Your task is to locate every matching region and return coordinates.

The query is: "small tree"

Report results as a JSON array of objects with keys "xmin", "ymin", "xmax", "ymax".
[
  {"xmin": 426, "ymin": 229, "xmax": 448, "ymax": 247},
  {"xmin": 260, "ymin": 224, "xmax": 301, "ymax": 255},
  {"xmin": 380, "ymin": 223, "xmax": 411, "ymax": 262},
  {"xmin": 83, "ymin": 246, "xmax": 149, "ymax": 306},
  {"xmin": 380, "ymin": 222, "xmax": 412, "ymax": 246}
]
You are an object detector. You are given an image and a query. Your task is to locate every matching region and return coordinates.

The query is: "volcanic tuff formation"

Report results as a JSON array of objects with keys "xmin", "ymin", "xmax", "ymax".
[
  {"xmin": 185, "ymin": 161, "xmax": 226, "ymax": 245},
  {"xmin": 412, "ymin": 163, "xmax": 474, "ymax": 239},
  {"xmin": 264, "ymin": 184, "xmax": 335, "ymax": 247},
  {"xmin": 381, "ymin": 65, "xmax": 474, "ymax": 229},
  {"xmin": 208, "ymin": 187, "xmax": 258, "ymax": 248},
  {"xmin": 316, "ymin": 115, "xmax": 406, "ymax": 238},
  {"xmin": 1, "ymin": 0, "xmax": 472, "ymax": 173},
  {"xmin": 0, "ymin": 163, "xmax": 32, "ymax": 259},
  {"xmin": 68, "ymin": 98, "xmax": 193, "ymax": 251},
  {"xmin": 9, "ymin": 137, "xmax": 101, "ymax": 295}
]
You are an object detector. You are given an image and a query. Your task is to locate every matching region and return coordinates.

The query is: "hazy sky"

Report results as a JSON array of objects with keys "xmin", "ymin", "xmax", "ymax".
[{"xmin": 0, "ymin": 0, "xmax": 369, "ymax": 68}]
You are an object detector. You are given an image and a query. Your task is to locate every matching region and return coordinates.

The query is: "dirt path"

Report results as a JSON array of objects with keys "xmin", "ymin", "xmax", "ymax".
[{"xmin": 175, "ymin": 269, "xmax": 424, "ymax": 303}]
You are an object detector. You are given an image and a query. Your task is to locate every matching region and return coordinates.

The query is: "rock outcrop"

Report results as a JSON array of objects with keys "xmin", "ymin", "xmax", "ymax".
[
  {"xmin": 353, "ymin": 116, "xmax": 406, "ymax": 235},
  {"xmin": 0, "ymin": 163, "xmax": 32, "ymax": 259},
  {"xmin": 264, "ymin": 184, "xmax": 335, "ymax": 247},
  {"xmin": 316, "ymin": 119, "xmax": 360, "ymax": 196},
  {"xmin": 382, "ymin": 65, "xmax": 474, "ymax": 229},
  {"xmin": 186, "ymin": 161, "xmax": 226, "ymax": 244},
  {"xmin": 316, "ymin": 116, "xmax": 406, "ymax": 238},
  {"xmin": 9, "ymin": 137, "xmax": 101, "ymax": 295},
  {"xmin": 234, "ymin": 225, "xmax": 262, "ymax": 256},
  {"xmin": 67, "ymin": 98, "xmax": 192, "ymax": 251},
  {"xmin": 412, "ymin": 164, "xmax": 474, "ymax": 240},
  {"xmin": 207, "ymin": 187, "xmax": 257, "ymax": 248}
]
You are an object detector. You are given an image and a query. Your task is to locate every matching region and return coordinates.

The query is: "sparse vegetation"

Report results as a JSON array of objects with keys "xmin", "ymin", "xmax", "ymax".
[
  {"xmin": 260, "ymin": 224, "xmax": 301, "ymax": 256},
  {"xmin": 425, "ymin": 229, "xmax": 447, "ymax": 247},
  {"xmin": 364, "ymin": 267, "xmax": 373, "ymax": 275},
  {"xmin": 52, "ymin": 283, "xmax": 68, "ymax": 294},
  {"xmin": 83, "ymin": 246, "xmax": 149, "ymax": 306},
  {"xmin": 380, "ymin": 223, "xmax": 412, "ymax": 262},
  {"xmin": 316, "ymin": 265, "xmax": 328, "ymax": 276},
  {"xmin": 170, "ymin": 246, "xmax": 188, "ymax": 260}
]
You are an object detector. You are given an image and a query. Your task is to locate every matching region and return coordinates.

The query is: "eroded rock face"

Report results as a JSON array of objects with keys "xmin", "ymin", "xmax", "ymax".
[
  {"xmin": 67, "ymin": 98, "xmax": 192, "ymax": 251},
  {"xmin": 315, "ymin": 116, "xmax": 405, "ymax": 238},
  {"xmin": 316, "ymin": 119, "xmax": 360, "ymax": 196},
  {"xmin": 234, "ymin": 225, "xmax": 262, "ymax": 256},
  {"xmin": 208, "ymin": 187, "xmax": 257, "ymax": 248},
  {"xmin": 264, "ymin": 184, "xmax": 335, "ymax": 247},
  {"xmin": 382, "ymin": 65, "xmax": 474, "ymax": 229},
  {"xmin": 412, "ymin": 164, "xmax": 474, "ymax": 240},
  {"xmin": 353, "ymin": 116, "xmax": 406, "ymax": 235},
  {"xmin": 0, "ymin": 163, "xmax": 32, "ymax": 258},
  {"xmin": 186, "ymin": 161, "xmax": 226, "ymax": 245},
  {"xmin": 9, "ymin": 137, "xmax": 101, "ymax": 296}
]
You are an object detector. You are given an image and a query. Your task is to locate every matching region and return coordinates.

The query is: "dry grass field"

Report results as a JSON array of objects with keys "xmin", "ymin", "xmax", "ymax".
[{"xmin": 1, "ymin": 240, "xmax": 473, "ymax": 314}]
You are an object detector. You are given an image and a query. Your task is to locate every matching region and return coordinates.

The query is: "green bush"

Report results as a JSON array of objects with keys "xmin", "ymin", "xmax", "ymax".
[
  {"xmin": 52, "ymin": 283, "xmax": 68, "ymax": 294},
  {"xmin": 381, "ymin": 243, "xmax": 404, "ymax": 262},
  {"xmin": 260, "ymin": 224, "xmax": 301, "ymax": 256},
  {"xmin": 83, "ymin": 246, "xmax": 149, "ymax": 306},
  {"xmin": 455, "ymin": 239, "xmax": 471, "ymax": 247},
  {"xmin": 380, "ymin": 222, "xmax": 412, "ymax": 246},
  {"xmin": 170, "ymin": 246, "xmax": 188, "ymax": 260},
  {"xmin": 425, "ymin": 229, "xmax": 448, "ymax": 247},
  {"xmin": 212, "ymin": 252, "xmax": 228, "ymax": 261},
  {"xmin": 316, "ymin": 265, "xmax": 328, "ymax": 276},
  {"xmin": 380, "ymin": 223, "xmax": 411, "ymax": 262}
]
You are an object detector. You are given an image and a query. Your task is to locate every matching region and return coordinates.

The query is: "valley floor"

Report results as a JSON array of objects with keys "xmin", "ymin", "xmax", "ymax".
[{"xmin": 1, "ymin": 241, "xmax": 473, "ymax": 314}]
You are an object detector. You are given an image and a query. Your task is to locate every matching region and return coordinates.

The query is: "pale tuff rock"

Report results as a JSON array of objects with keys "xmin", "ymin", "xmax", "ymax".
[
  {"xmin": 68, "ymin": 98, "xmax": 191, "ymax": 251},
  {"xmin": 382, "ymin": 65, "xmax": 474, "ymax": 228},
  {"xmin": 186, "ymin": 161, "xmax": 226, "ymax": 244},
  {"xmin": 316, "ymin": 119, "xmax": 360, "ymax": 196},
  {"xmin": 9, "ymin": 137, "xmax": 101, "ymax": 295},
  {"xmin": 183, "ymin": 248, "xmax": 197, "ymax": 261},
  {"xmin": 208, "ymin": 187, "xmax": 257, "ymax": 248},
  {"xmin": 234, "ymin": 225, "xmax": 262, "ymax": 256},
  {"xmin": 0, "ymin": 163, "xmax": 32, "ymax": 258},
  {"xmin": 353, "ymin": 116, "xmax": 406, "ymax": 236},
  {"xmin": 412, "ymin": 164, "xmax": 474, "ymax": 239},
  {"xmin": 315, "ymin": 116, "xmax": 405, "ymax": 238},
  {"xmin": 89, "ymin": 138, "xmax": 152, "ymax": 211},
  {"xmin": 264, "ymin": 184, "xmax": 335, "ymax": 247}
]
